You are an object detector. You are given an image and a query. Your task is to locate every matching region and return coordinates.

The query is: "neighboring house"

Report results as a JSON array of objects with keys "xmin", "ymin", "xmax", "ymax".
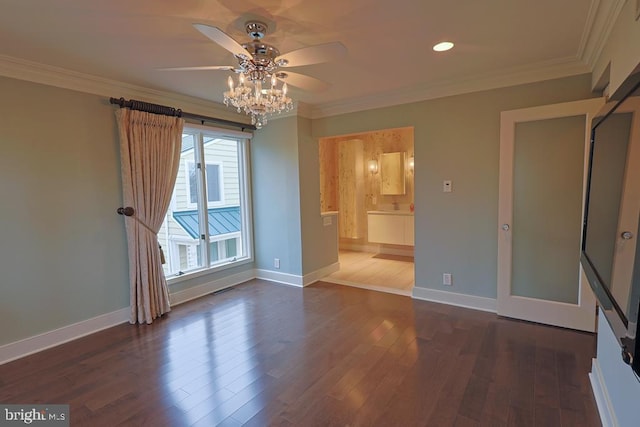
[{"xmin": 158, "ymin": 135, "xmax": 242, "ymax": 277}]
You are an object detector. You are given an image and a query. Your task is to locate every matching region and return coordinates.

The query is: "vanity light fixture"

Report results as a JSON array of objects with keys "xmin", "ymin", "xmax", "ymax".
[
  {"xmin": 408, "ymin": 156, "xmax": 415, "ymax": 171},
  {"xmin": 368, "ymin": 159, "xmax": 379, "ymax": 174},
  {"xmin": 433, "ymin": 41, "xmax": 454, "ymax": 52}
]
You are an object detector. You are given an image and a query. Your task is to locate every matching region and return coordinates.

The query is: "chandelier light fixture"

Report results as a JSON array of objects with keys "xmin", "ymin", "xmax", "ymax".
[
  {"xmin": 218, "ymin": 21, "xmax": 296, "ymax": 129},
  {"xmin": 224, "ymin": 72, "xmax": 293, "ymax": 129}
]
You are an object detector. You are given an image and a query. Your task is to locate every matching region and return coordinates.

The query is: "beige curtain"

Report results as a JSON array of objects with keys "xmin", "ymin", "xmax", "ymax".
[{"xmin": 116, "ymin": 109, "xmax": 184, "ymax": 324}]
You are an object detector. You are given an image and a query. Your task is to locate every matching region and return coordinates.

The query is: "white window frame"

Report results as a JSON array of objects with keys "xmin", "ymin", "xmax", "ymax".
[
  {"xmin": 208, "ymin": 232, "xmax": 242, "ymax": 265},
  {"xmin": 166, "ymin": 124, "xmax": 253, "ymax": 284},
  {"xmin": 167, "ymin": 236, "xmax": 199, "ymax": 276},
  {"xmin": 185, "ymin": 160, "xmax": 225, "ymax": 209}
]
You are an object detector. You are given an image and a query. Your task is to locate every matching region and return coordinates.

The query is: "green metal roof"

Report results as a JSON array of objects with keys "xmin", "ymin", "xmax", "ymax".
[{"xmin": 172, "ymin": 206, "xmax": 240, "ymax": 239}]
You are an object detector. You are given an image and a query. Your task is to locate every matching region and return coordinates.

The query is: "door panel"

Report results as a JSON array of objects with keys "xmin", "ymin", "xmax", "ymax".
[
  {"xmin": 512, "ymin": 116, "xmax": 585, "ymax": 304},
  {"xmin": 498, "ymin": 98, "xmax": 603, "ymax": 332}
]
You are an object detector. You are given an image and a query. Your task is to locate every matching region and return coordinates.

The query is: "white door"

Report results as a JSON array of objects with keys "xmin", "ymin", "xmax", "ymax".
[{"xmin": 497, "ymin": 98, "xmax": 603, "ymax": 332}]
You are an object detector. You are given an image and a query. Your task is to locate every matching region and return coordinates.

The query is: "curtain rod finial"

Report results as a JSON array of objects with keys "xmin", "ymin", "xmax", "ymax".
[{"xmin": 117, "ymin": 206, "xmax": 135, "ymax": 216}]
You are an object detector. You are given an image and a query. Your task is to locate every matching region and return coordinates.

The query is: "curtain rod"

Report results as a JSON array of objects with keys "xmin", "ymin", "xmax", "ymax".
[{"xmin": 109, "ymin": 97, "xmax": 256, "ymax": 131}]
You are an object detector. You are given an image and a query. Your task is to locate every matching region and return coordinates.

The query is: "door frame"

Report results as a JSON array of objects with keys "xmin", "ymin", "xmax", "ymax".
[{"xmin": 497, "ymin": 98, "xmax": 604, "ymax": 332}]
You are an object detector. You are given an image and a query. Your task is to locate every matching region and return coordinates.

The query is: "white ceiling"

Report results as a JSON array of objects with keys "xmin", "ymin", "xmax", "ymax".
[{"xmin": 0, "ymin": 0, "xmax": 612, "ymax": 117}]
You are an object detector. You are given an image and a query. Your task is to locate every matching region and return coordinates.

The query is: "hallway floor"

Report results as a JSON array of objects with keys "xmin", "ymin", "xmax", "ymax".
[{"xmin": 323, "ymin": 249, "xmax": 415, "ymax": 295}]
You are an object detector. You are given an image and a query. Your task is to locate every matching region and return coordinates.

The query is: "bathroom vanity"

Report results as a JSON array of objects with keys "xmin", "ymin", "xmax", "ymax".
[{"xmin": 367, "ymin": 211, "xmax": 414, "ymax": 246}]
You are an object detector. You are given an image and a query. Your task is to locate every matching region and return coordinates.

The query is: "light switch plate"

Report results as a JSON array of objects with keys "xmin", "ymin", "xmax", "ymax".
[{"xmin": 443, "ymin": 180, "xmax": 452, "ymax": 192}]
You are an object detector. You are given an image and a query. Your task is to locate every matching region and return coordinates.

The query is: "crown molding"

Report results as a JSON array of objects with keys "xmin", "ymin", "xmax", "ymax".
[
  {"xmin": 0, "ymin": 54, "xmax": 250, "ymax": 124},
  {"xmin": 310, "ymin": 56, "xmax": 590, "ymax": 119},
  {"xmin": 268, "ymin": 101, "xmax": 313, "ymax": 122},
  {"xmin": 1, "ymin": 0, "xmax": 613, "ymax": 127},
  {"xmin": 294, "ymin": 101, "xmax": 313, "ymax": 119},
  {"xmin": 577, "ymin": 0, "xmax": 601, "ymax": 61},
  {"xmin": 579, "ymin": 0, "xmax": 626, "ymax": 70}
]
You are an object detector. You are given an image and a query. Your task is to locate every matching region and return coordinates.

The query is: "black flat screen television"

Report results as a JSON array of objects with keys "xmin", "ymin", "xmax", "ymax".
[{"xmin": 581, "ymin": 62, "xmax": 640, "ymax": 377}]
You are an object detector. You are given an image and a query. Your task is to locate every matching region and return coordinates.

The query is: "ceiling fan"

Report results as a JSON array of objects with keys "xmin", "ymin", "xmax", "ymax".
[
  {"xmin": 161, "ymin": 20, "xmax": 345, "ymax": 127},
  {"xmin": 162, "ymin": 20, "xmax": 346, "ymax": 92}
]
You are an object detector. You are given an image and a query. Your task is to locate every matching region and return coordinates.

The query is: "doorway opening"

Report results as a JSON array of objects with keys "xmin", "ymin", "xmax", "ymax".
[{"xmin": 318, "ymin": 126, "xmax": 415, "ymax": 295}]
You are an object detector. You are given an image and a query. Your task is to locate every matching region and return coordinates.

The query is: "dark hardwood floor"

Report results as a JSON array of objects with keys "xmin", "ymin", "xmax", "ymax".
[{"xmin": 0, "ymin": 279, "xmax": 601, "ymax": 426}]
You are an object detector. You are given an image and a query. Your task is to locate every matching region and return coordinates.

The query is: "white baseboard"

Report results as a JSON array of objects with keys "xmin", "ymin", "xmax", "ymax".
[
  {"xmin": 254, "ymin": 269, "xmax": 304, "ymax": 287},
  {"xmin": 169, "ymin": 269, "xmax": 256, "ymax": 306},
  {"xmin": 412, "ymin": 287, "xmax": 497, "ymax": 313},
  {"xmin": 303, "ymin": 262, "xmax": 340, "ymax": 286},
  {"xmin": 0, "ymin": 261, "xmax": 361, "ymax": 365},
  {"xmin": 0, "ymin": 269, "xmax": 256, "ymax": 366},
  {"xmin": 0, "ymin": 307, "xmax": 130, "ymax": 366},
  {"xmin": 589, "ymin": 358, "xmax": 618, "ymax": 427},
  {"xmin": 254, "ymin": 262, "xmax": 340, "ymax": 288}
]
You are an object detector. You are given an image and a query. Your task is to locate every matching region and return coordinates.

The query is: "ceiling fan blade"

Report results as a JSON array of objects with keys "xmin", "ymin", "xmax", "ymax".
[
  {"xmin": 276, "ymin": 42, "xmax": 347, "ymax": 67},
  {"xmin": 277, "ymin": 71, "xmax": 329, "ymax": 92},
  {"xmin": 193, "ymin": 23, "xmax": 252, "ymax": 59},
  {"xmin": 158, "ymin": 65, "xmax": 236, "ymax": 71}
]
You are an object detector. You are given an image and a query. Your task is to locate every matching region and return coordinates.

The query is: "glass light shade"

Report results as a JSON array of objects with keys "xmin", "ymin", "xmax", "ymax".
[{"xmin": 368, "ymin": 159, "xmax": 379, "ymax": 173}]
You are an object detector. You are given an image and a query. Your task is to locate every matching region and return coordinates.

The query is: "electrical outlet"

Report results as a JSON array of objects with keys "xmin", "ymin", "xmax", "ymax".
[
  {"xmin": 274, "ymin": 258, "xmax": 280, "ymax": 269},
  {"xmin": 443, "ymin": 273, "xmax": 452, "ymax": 286}
]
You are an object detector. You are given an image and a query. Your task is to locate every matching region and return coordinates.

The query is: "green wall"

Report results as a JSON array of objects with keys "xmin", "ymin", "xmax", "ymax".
[
  {"xmin": 0, "ymin": 77, "xmax": 129, "ymax": 345},
  {"xmin": 251, "ymin": 115, "xmax": 339, "ymax": 279},
  {"xmin": 251, "ymin": 116, "xmax": 303, "ymax": 275},
  {"xmin": 312, "ymin": 73, "xmax": 596, "ymax": 298},
  {"xmin": 297, "ymin": 116, "xmax": 339, "ymax": 275}
]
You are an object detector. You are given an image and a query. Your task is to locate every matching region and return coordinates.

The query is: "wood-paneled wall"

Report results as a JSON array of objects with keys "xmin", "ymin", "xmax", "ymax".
[
  {"xmin": 337, "ymin": 139, "xmax": 365, "ymax": 238},
  {"xmin": 319, "ymin": 138, "xmax": 339, "ymax": 211}
]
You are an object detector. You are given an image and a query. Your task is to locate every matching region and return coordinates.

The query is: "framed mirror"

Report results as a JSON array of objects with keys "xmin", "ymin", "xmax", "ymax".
[{"xmin": 380, "ymin": 152, "xmax": 406, "ymax": 195}]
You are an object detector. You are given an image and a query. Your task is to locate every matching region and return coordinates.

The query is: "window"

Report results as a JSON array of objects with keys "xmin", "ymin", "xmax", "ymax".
[
  {"xmin": 225, "ymin": 238, "xmax": 237, "ymax": 258},
  {"xmin": 188, "ymin": 162, "xmax": 222, "ymax": 204},
  {"xmin": 158, "ymin": 125, "xmax": 252, "ymax": 278}
]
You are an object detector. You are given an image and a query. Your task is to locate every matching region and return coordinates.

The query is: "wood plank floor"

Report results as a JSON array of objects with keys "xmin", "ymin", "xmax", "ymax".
[
  {"xmin": 0, "ymin": 280, "xmax": 600, "ymax": 426},
  {"xmin": 324, "ymin": 250, "xmax": 415, "ymax": 294}
]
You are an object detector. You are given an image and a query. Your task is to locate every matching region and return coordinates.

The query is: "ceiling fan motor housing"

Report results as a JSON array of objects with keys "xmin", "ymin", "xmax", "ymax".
[
  {"xmin": 242, "ymin": 41, "xmax": 280, "ymax": 62},
  {"xmin": 240, "ymin": 40, "xmax": 280, "ymax": 81}
]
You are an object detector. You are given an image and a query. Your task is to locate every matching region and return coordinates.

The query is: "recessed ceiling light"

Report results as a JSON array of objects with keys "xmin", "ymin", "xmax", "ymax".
[{"xmin": 433, "ymin": 41, "xmax": 454, "ymax": 52}]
